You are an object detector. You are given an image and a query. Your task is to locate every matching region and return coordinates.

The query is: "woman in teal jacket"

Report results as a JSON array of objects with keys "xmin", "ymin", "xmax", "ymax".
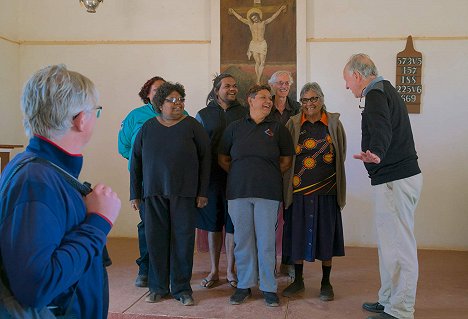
[{"xmin": 117, "ymin": 76, "xmax": 165, "ymax": 290}]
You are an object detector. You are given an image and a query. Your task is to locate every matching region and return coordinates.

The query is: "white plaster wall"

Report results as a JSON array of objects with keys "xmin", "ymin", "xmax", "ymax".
[
  {"xmin": 18, "ymin": 43, "xmax": 211, "ymax": 237},
  {"xmin": 0, "ymin": 1, "xmax": 23, "ymax": 150},
  {"xmin": 307, "ymin": 41, "xmax": 468, "ymax": 249},
  {"xmin": 0, "ymin": 0, "xmax": 18, "ymax": 39},
  {"xmin": 15, "ymin": 0, "xmax": 212, "ymax": 238},
  {"xmin": 303, "ymin": 0, "xmax": 468, "ymax": 250},
  {"xmin": 0, "ymin": 41, "xmax": 22, "ymax": 147},
  {"xmin": 18, "ymin": 0, "xmax": 211, "ymax": 40},
  {"xmin": 310, "ymin": 0, "xmax": 468, "ymax": 38},
  {"xmin": 1, "ymin": 0, "xmax": 467, "ymax": 249}
]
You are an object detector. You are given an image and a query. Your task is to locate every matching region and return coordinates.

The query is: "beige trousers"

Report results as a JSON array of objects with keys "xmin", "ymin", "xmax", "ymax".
[{"xmin": 374, "ymin": 173, "xmax": 423, "ymax": 319}]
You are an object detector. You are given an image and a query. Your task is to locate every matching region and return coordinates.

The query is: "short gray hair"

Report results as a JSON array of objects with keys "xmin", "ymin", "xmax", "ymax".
[
  {"xmin": 267, "ymin": 70, "xmax": 294, "ymax": 87},
  {"xmin": 345, "ymin": 53, "xmax": 379, "ymax": 78},
  {"xmin": 21, "ymin": 64, "xmax": 98, "ymax": 139},
  {"xmin": 300, "ymin": 82, "xmax": 326, "ymax": 111}
]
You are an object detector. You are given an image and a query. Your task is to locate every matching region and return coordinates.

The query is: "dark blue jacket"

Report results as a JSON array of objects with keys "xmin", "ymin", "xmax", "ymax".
[
  {"xmin": 0, "ymin": 136, "xmax": 111, "ymax": 318},
  {"xmin": 362, "ymin": 79, "xmax": 421, "ymax": 185}
]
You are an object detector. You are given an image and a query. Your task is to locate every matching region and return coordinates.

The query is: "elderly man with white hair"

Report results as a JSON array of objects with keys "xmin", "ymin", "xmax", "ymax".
[
  {"xmin": 343, "ymin": 54, "xmax": 422, "ymax": 319},
  {"xmin": 268, "ymin": 70, "xmax": 300, "ymax": 126},
  {"xmin": 267, "ymin": 70, "xmax": 301, "ymax": 278}
]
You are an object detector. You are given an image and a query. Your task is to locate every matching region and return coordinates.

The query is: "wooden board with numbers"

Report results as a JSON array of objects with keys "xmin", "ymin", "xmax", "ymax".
[{"xmin": 396, "ymin": 35, "xmax": 422, "ymax": 114}]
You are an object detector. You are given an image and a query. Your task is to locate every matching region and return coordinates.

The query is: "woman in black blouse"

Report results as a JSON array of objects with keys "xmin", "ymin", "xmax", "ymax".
[
  {"xmin": 219, "ymin": 84, "xmax": 294, "ymax": 307},
  {"xmin": 130, "ymin": 82, "xmax": 210, "ymax": 306}
]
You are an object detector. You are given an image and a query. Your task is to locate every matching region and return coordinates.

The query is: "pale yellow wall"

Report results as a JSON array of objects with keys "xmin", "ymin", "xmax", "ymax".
[
  {"xmin": 0, "ymin": 0, "xmax": 18, "ymax": 38},
  {"xmin": 310, "ymin": 0, "xmax": 468, "ymax": 38},
  {"xmin": 304, "ymin": 0, "xmax": 468, "ymax": 249},
  {"xmin": 1, "ymin": 0, "xmax": 467, "ymax": 249},
  {"xmin": 0, "ymin": 0, "xmax": 23, "ymax": 150}
]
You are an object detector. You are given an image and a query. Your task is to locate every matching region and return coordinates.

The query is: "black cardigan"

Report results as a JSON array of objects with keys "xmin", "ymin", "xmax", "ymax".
[{"xmin": 362, "ymin": 80, "xmax": 421, "ymax": 185}]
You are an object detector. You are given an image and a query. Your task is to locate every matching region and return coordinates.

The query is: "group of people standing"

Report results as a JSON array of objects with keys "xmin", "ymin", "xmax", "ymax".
[
  {"xmin": 0, "ymin": 53, "xmax": 422, "ymax": 319},
  {"xmin": 118, "ymin": 53, "xmax": 422, "ymax": 319}
]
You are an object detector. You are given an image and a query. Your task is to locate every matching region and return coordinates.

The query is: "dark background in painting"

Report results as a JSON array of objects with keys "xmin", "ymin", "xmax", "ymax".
[{"xmin": 220, "ymin": 0, "xmax": 297, "ymax": 105}]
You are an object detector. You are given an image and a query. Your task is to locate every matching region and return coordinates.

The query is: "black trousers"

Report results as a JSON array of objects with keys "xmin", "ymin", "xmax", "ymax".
[
  {"xmin": 136, "ymin": 200, "xmax": 149, "ymax": 276},
  {"xmin": 145, "ymin": 195, "xmax": 197, "ymax": 298}
]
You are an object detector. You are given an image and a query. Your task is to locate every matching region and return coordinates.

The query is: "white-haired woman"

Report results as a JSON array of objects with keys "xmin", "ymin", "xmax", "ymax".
[{"xmin": 282, "ymin": 82, "xmax": 347, "ymax": 301}]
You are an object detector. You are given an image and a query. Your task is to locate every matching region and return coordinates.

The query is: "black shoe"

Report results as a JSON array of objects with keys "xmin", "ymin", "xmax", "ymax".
[
  {"xmin": 134, "ymin": 274, "xmax": 148, "ymax": 287},
  {"xmin": 282, "ymin": 279, "xmax": 305, "ymax": 297},
  {"xmin": 229, "ymin": 288, "xmax": 251, "ymax": 305},
  {"xmin": 262, "ymin": 291, "xmax": 280, "ymax": 307},
  {"xmin": 319, "ymin": 283, "xmax": 334, "ymax": 301},
  {"xmin": 362, "ymin": 301, "xmax": 385, "ymax": 313},
  {"xmin": 367, "ymin": 313, "xmax": 397, "ymax": 319},
  {"xmin": 145, "ymin": 292, "xmax": 162, "ymax": 303},
  {"xmin": 177, "ymin": 294, "xmax": 194, "ymax": 306}
]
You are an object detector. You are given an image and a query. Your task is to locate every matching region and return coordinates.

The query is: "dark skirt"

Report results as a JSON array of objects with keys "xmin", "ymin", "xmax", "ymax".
[{"xmin": 284, "ymin": 193, "xmax": 345, "ymax": 262}]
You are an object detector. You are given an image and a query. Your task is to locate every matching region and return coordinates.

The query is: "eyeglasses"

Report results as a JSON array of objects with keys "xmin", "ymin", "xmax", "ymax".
[
  {"xmin": 165, "ymin": 97, "xmax": 185, "ymax": 104},
  {"xmin": 95, "ymin": 106, "xmax": 103, "ymax": 118},
  {"xmin": 72, "ymin": 105, "xmax": 103, "ymax": 120},
  {"xmin": 300, "ymin": 97, "xmax": 320, "ymax": 104},
  {"xmin": 275, "ymin": 81, "xmax": 290, "ymax": 87}
]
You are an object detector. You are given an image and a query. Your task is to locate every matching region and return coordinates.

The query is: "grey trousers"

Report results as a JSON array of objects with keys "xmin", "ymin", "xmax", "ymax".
[{"xmin": 228, "ymin": 198, "xmax": 280, "ymax": 293}]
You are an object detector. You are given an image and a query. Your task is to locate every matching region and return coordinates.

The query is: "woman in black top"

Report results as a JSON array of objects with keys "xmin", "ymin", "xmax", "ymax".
[
  {"xmin": 219, "ymin": 85, "xmax": 294, "ymax": 307},
  {"xmin": 130, "ymin": 82, "xmax": 210, "ymax": 306}
]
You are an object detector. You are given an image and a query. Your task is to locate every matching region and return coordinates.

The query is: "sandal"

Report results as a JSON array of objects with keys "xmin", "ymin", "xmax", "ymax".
[
  {"xmin": 200, "ymin": 278, "xmax": 219, "ymax": 288},
  {"xmin": 227, "ymin": 278, "xmax": 238, "ymax": 288}
]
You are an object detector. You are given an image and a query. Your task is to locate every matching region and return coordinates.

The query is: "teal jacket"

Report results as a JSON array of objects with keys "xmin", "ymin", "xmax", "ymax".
[{"xmin": 117, "ymin": 103, "xmax": 188, "ymax": 169}]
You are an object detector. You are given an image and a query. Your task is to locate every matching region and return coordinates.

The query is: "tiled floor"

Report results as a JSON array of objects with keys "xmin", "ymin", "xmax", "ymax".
[{"xmin": 107, "ymin": 238, "xmax": 468, "ymax": 319}]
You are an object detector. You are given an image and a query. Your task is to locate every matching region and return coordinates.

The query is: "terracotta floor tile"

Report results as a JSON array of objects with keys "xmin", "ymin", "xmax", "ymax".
[{"xmin": 107, "ymin": 238, "xmax": 468, "ymax": 319}]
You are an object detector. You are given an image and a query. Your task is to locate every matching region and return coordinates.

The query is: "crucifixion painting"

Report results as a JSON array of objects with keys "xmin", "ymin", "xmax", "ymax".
[
  {"xmin": 221, "ymin": 0, "xmax": 297, "ymax": 104},
  {"xmin": 228, "ymin": 4, "xmax": 287, "ymax": 84}
]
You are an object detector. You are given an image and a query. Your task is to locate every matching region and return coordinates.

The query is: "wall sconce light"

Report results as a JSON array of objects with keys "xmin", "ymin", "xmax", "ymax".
[{"xmin": 79, "ymin": 0, "xmax": 103, "ymax": 13}]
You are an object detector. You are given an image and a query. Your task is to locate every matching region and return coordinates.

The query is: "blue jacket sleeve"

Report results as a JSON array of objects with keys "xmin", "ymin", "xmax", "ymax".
[{"xmin": 1, "ymin": 200, "xmax": 110, "ymax": 308}]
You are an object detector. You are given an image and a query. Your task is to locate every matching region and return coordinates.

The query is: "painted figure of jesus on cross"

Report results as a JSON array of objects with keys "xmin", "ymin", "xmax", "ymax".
[{"xmin": 229, "ymin": 2, "xmax": 287, "ymax": 84}]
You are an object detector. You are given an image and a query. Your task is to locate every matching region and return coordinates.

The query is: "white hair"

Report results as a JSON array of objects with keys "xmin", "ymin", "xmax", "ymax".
[
  {"xmin": 267, "ymin": 70, "xmax": 294, "ymax": 87},
  {"xmin": 21, "ymin": 64, "xmax": 98, "ymax": 139},
  {"xmin": 345, "ymin": 53, "xmax": 379, "ymax": 78}
]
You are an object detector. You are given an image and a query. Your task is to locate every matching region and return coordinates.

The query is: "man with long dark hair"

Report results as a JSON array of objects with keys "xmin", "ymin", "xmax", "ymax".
[{"xmin": 195, "ymin": 73, "xmax": 247, "ymax": 289}]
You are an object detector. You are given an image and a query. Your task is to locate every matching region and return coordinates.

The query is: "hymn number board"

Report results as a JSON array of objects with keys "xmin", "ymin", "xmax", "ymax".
[{"xmin": 396, "ymin": 36, "xmax": 422, "ymax": 114}]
